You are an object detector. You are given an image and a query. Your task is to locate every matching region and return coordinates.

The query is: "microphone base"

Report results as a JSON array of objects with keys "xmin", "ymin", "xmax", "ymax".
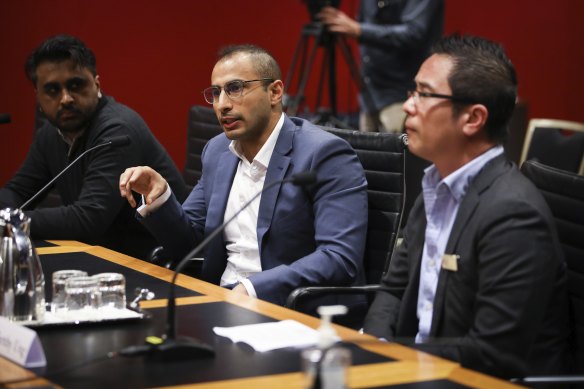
[{"xmin": 147, "ymin": 337, "xmax": 215, "ymax": 362}]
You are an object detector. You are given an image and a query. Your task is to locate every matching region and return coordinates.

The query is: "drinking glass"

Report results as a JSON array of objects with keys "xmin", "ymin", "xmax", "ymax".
[
  {"xmin": 64, "ymin": 276, "xmax": 101, "ymax": 312},
  {"xmin": 51, "ymin": 269, "xmax": 88, "ymax": 313},
  {"xmin": 94, "ymin": 273, "xmax": 126, "ymax": 310}
]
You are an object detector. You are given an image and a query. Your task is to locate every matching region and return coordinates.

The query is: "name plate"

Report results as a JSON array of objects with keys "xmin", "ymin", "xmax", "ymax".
[{"xmin": 0, "ymin": 316, "xmax": 46, "ymax": 368}]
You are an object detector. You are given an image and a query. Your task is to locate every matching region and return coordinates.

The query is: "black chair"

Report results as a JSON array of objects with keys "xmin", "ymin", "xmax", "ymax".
[
  {"xmin": 515, "ymin": 160, "xmax": 584, "ymax": 385},
  {"xmin": 183, "ymin": 105, "xmax": 223, "ymax": 189},
  {"xmin": 286, "ymin": 128, "xmax": 407, "ymax": 327},
  {"xmin": 519, "ymin": 118, "xmax": 584, "ymax": 175},
  {"xmin": 150, "ymin": 106, "xmax": 222, "ymax": 268}
]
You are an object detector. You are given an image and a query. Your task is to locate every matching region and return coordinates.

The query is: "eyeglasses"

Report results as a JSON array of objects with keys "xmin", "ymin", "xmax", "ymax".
[
  {"xmin": 203, "ymin": 78, "xmax": 274, "ymax": 104},
  {"xmin": 407, "ymin": 90, "xmax": 478, "ymax": 105}
]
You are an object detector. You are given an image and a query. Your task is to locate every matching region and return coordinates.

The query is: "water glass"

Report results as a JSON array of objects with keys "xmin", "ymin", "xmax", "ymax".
[
  {"xmin": 64, "ymin": 276, "xmax": 101, "ymax": 312},
  {"xmin": 94, "ymin": 273, "xmax": 126, "ymax": 310},
  {"xmin": 51, "ymin": 269, "xmax": 88, "ymax": 313}
]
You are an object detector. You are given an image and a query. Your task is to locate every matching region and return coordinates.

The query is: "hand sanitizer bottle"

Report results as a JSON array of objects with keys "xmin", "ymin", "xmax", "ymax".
[{"xmin": 301, "ymin": 305, "xmax": 351, "ymax": 389}]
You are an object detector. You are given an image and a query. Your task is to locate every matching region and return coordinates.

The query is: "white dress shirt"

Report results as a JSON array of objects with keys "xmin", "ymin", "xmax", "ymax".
[
  {"xmin": 221, "ymin": 113, "xmax": 284, "ymax": 296},
  {"xmin": 137, "ymin": 114, "xmax": 285, "ymax": 298}
]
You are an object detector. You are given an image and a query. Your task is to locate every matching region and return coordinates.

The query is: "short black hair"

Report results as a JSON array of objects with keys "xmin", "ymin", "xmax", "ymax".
[
  {"xmin": 217, "ymin": 44, "xmax": 281, "ymax": 84},
  {"xmin": 25, "ymin": 34, "xmax": 97, "ymax": 86},
  {"xmin": 432, "ymin": 34, "xmax": 517, "ymax": 143}
]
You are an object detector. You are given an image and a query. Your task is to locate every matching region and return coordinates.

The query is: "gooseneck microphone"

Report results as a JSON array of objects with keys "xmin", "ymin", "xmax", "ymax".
[
  {"xmin": 137, "ymin": 171, "xmax": 318, "ymax": 361},
  {"xmin": 20, "ymin": 135, "xmax": 131, "ymax": 210}
]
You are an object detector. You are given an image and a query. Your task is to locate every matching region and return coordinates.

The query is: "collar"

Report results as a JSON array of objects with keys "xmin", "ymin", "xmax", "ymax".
[
  {"xmin": 228, "ymin": 113, "xmax": 285, "ymax": 167},
  {"xmin": 423, "ymin": 145, "xmax": 504, "ymax": 202}
]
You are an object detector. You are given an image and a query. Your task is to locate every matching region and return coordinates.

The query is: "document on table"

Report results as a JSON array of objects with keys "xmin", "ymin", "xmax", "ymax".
[{"xmin": 213, "ymin": 319, "xmax": 335, "ymax": 352}]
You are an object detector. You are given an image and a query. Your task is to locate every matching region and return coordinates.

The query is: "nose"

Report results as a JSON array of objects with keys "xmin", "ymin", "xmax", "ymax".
[
  {"xmin": 60, "ymin": 89, "xmax": 74, "ymax": 105},
  {"xmin": 215, "ymin": 89, "xmax": 232, "ymax": 112},
  {"xmin": 403, "ymin": 94, "xmax": 416, "ymax": 115}
]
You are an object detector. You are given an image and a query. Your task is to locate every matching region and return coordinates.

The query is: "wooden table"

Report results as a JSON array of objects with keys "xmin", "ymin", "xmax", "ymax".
[{"xmin": 0, "ymin": 241, "xmax": 523, "ymax": 389}]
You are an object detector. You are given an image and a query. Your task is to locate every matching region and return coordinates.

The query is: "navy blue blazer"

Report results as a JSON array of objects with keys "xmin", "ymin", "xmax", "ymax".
[{"xmin": 142, "ymin": 115, "xmax": 368, "ymax": 306}]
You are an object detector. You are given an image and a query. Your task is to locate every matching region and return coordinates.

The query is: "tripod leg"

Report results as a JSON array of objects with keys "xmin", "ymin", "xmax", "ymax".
[
  {"xmin": 337, "ymin": 37, "xmax": 376, "ymax": 113},
  {"xmin": 315, "ymin": 44, "xmax": 328, "ymax": 110},
  {"xmin": 288, "ymin": 25, "xmax": 323, "ymax": 116},
  {"xmin": 328, "ymin": 38, "xmax": 338, "ymax": 117}
]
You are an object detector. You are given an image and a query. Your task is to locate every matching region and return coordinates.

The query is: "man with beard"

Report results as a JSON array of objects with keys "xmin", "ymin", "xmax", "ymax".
[{"xmin": 0, "ymin": 35, "xmax": 187, "ymax": 260}]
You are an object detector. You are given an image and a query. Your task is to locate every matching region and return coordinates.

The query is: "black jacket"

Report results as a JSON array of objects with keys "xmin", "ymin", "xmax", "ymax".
[{"xmin": 0, "ymin": 96, "xmax": 188, "ymax": 259}]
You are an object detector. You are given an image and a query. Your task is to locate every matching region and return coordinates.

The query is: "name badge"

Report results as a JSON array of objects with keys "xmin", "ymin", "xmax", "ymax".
[{"xmin": 441, "ymin": 254, "xmax": 459, "ymax": 272}]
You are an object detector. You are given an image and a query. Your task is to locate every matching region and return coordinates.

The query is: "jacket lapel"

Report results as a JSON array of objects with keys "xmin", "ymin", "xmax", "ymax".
[
  {"xmin": 256, "ymin": 116, "xmax": 294, "ymax": 251},
  {"xmin": 206, "ymin": 150, "xmax": 238, "ymax": 232},
  {"xmin": 430, "ymin": 155, "xmax": 509, "ymax": 335}
]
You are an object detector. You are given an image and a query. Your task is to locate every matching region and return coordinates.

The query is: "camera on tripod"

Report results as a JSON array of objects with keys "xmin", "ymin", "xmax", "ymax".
[
  {"xmin": 303, "ymin": 0, "xmax": 341, "ymax": 21},
  {"xmin": 285, "ymin": 0, "xmax": 373, "ymax": 127}
]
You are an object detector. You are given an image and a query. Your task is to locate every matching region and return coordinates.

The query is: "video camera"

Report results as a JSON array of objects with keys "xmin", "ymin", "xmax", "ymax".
[{"xmin": 303, "ymin": 0, "xmax": 341, "ymax": 21}]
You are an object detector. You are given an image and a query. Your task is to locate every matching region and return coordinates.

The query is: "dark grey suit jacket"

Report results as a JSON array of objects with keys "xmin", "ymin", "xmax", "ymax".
[{"xmin": 363, "ymin": 155, "xmax": 570, "ymax": 378}]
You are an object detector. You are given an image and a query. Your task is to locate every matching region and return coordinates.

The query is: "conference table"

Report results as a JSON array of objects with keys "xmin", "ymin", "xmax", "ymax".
[{"xmin": 0, "ymin": 241, "xmax": 522, "ymax": 389}]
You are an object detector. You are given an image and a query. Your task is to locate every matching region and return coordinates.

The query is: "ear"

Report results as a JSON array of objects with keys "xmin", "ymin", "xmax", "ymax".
[
  {"xmin": 461, "ymin": 104, "xmax": 488, "ymax": 137},
  {"xmin": 95, "ymin": 75, "xmax": 102, "ymax": 98},
  {"xmin": 269, "ymin": 80, "xmax": 284, "ymax": 106}
]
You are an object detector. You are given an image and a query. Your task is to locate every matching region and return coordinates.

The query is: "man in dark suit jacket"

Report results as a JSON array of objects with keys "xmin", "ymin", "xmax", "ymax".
[
  {"xmin": 119, "ymin": 45, "xmax": 368, "ymax": 307},
  {"xmin": 363, "ymin": 34, "xmax": 570, "ymax": 378}
]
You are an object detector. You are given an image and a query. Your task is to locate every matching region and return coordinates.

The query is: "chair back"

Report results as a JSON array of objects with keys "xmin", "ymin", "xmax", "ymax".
[
  {"xmin": 521, "ymin": 160, "xmax": 584, "ymax": 371},
  {"xmin": 519, "ymin": 118, "xmax": 584, "ymax": 175},
  {"xmin": 320, "ymin": 127, "xmax": 406, "ymax": 284},
  {"xmin": 183, "ymin": 106, "xmax": 223, "ymax": 189}
]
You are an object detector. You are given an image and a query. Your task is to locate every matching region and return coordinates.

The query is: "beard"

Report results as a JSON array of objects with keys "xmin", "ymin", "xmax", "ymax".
[{"xmin": 49, "ymin": 105, "xmax": 95, "ymax": 134}]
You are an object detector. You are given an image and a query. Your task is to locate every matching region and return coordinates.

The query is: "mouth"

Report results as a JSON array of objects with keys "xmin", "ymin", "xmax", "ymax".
[
  {"xmin": 58, "ymin": 108, "xmax": 81, "ymax": 121},
  {"xmin": 220, "ymin": 116, "xmax": 241, "ymax": 130}
]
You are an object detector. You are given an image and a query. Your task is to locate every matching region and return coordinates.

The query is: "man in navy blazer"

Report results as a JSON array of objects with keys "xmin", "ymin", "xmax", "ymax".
[
  {"xmin": 119, "ymin": 45, "xmax": 368, "ymax": 307},
  {"xmin": 363, "ymin": 35, "xmax": 570, "ymax": 378}
]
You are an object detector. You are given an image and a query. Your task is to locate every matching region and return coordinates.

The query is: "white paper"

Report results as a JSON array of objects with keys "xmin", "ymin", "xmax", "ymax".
[
  {"xmin": 213, "ymin": 319, "xmax": 334, "ymax": 352},
  {"xmin": 0, "ymin": 316, "xmax": 46, "ymax": 368}
]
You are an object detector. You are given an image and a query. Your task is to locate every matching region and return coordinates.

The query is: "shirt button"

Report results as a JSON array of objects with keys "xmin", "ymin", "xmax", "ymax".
[
  {"xmin": 425, "ymin": 303, "xmax": 433, "ymax": 311},
  {"xmin": 428, "ymin": 259, "xmax": 435, "ymax": 268}
]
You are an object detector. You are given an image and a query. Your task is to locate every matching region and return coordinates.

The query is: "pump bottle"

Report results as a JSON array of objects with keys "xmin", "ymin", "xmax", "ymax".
[{"xmin": 301, "ymin": 305, "xmax": 351, "ymax": 389}]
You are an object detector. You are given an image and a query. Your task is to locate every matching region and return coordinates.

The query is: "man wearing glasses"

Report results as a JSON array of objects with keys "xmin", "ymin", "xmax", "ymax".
[
  {"xmin": 119, "ymin": 45, "xmax": 368, "ymax": 308},
  {"xmin": 363, "ymin": 35, "xmax": 569, "ymax": 378}
]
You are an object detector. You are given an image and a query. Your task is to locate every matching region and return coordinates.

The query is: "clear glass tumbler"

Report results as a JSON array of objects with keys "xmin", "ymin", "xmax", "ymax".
[
  {"xmin": 51, "ymin": 269, "xmax": 88, "ymax": 313},
  {"xmin": 94, "ymin": 272, "xmax": 126, "ymax": 310},
  {"xmin": 64, "ymin": 276, "xmax": 101, "ymax": 312}
]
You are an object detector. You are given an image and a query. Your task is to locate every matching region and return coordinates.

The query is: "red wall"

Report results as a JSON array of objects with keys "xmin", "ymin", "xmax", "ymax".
[{"xmin": 1, "ymin": 1, "xmax": 583, "ymax": 186}]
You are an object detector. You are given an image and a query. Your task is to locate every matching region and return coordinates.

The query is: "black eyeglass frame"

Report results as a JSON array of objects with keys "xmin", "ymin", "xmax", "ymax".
[
  {"xmin": 407, "ymin": 90, "xmax": 480, "ymax": 105},
  {"xmin": 203, "ymin": 78, "xmax": 274, "ymax": 104}
]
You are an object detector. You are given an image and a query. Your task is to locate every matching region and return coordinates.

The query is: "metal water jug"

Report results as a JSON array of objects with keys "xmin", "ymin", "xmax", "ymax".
[{"xmin": 0, "ymin": 208, "xmax": 45, "ymax": 322}]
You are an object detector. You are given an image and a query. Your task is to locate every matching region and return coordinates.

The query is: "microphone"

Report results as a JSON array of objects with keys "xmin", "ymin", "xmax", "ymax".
[
  {"xmin": 137, "ymin": 171, "xmax": 318, "ymax": 361},
  {"xmin": 0, "ymin": 113, "xmax": 10, "ymax": 124},
  {"xmin": 20, "ymin": 135, "xmax": 131, "ymax": 210}
]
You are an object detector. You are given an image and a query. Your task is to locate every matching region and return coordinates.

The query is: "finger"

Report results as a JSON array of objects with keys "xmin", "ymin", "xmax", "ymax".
[
  {"xmin": 123, "ymin": 168, "xmax": 143, "ymax": 207},
  {"xmin": 145, "ymin": 181, "xmax": 166, "ymax": 205},
  {"xmin": 119, "ymin": 168, "xmax": 135, "ymax": 197}
]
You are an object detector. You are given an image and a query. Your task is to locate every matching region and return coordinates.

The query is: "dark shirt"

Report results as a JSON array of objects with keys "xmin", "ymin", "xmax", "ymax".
[
  {"xmin": 0, "ymin": 96, "xmax": 188, "ymax": 259},
  {"xmin": 358, "ymin": 0, "xmax": 444, "ymax": 111}
]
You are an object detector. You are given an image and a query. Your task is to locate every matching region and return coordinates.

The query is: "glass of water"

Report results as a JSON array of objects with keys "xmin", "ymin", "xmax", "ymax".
[
  {"xmin": 94, "ymin": 273, "xmax": 126, "ymax": 310},
  {"xmin": 64, "ymin": 276, "xmax": 101, "ymax": 312},
  {"xmin": 52, "ymin": 269, "xmax": 88, "ymax": 313}
]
